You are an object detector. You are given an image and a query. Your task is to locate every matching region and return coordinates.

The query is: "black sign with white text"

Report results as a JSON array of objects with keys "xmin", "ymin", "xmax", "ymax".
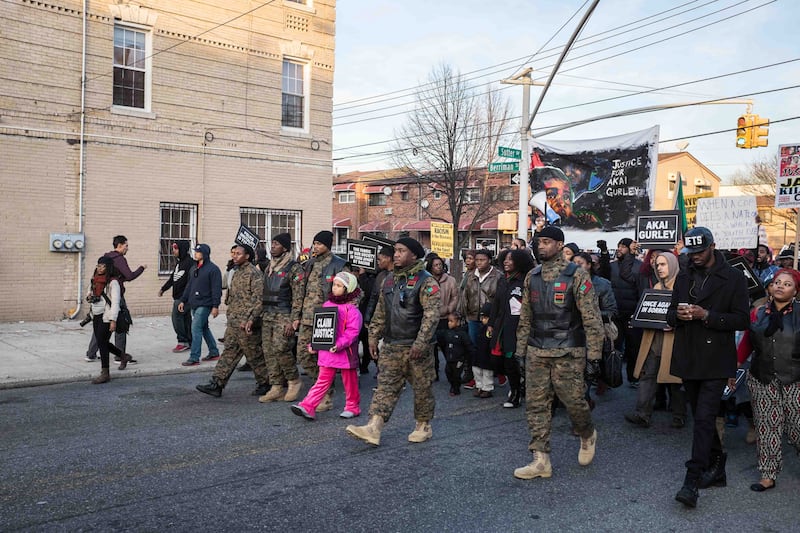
[
  {"xmin": 631, "ymin": 289, "xmax": 672, "ymax": 329},
  {"xmin": 727, "ymin": 255, "xmax": 766, "ymax": 301},
  {"xmin": 311, "ymin": 307, "xmax": 338, "ymax": 351},
  {"xmin": 235, "ymin": 224, "xmax": 260, "ymax": 252},
  {"xmin": 635, "ymin": 211, "xmax": 680, "ymax": 247},
  {"xmin": 347, "ymin": 239, "xmax": 379, "ymax": 272}
]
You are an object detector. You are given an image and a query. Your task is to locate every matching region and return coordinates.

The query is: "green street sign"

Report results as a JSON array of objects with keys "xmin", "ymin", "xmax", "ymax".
[
  {"xmin": 488, "ymin": 161, "xmax": 519, "ymax": 173},
  {"xmin": 498, "ymin": 146, "xmax": 522, "ymax": 159}
]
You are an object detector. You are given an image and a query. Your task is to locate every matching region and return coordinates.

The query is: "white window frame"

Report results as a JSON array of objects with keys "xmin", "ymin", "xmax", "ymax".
[
  {"xmin": 159, "ymin": 203, "xmax": 197, "ymax": 275},
  {"xmin": 240, "ymin": 207, "xmax": 302, "ymax": 254},
  {"xmin": 338, "ymin": 191, "xmax": 355, "ymax": 204},
  {"xmin": 433, "ymin": 190, "xmax": 442, "ymax": 200},
  {"xmin": 464, "ymin": 188, "xmax": 480, "ymax": 204},
  {"xmin": 112, "ymin": 23, "xmax": 152, "ymax": 112},
  {"xmin": 367, "ymin": 193, "xmax": 387, "ymax": 207},
  {"xmin": 281, "ymin": 58, "xmax": 310, "ymax": 133}
]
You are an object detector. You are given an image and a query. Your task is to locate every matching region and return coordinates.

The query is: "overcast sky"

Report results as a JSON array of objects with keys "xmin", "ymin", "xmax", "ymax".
[{"xmin": 331, "ymin": 0, "xmax": 799, "ymax": 181}]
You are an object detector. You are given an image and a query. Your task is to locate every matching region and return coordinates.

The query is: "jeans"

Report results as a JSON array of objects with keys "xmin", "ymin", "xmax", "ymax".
[
  {"xmin": 189, "ymin": 306, "xmax": 219, "ymax": 362},
  {"xmin": 172, "ymin": 299, "xmax": 192, "ymax": 344}
]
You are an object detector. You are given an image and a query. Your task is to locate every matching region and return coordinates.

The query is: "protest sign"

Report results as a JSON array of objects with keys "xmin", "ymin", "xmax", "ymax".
[
  {"xmin": 346, "ymin": 239, "xmax": 378, "ymax": 272},
  {"xmin": 695, "ymin": 196, "xmax": 757, "ymax": 249},
  {"xmin": 630, "ymin": 289, "xmax": 672, "ymax": 329},
  {"xmin": 776, "ymin": 143, "xmax": 800, "ymax": 208},
  {"xmin": 430, "ymin": 221, "xmax": 454, "ymax": 259},
  {"xmin": 311, "ymin": 307, "xmax": 338, "ymax": 351},
  {"xmin": 635, "ymin": 211, "xmax": 680, "ymax": 247}
]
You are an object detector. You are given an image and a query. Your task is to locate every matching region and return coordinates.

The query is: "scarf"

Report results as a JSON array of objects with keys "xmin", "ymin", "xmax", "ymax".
[
  {"xmin": 92, "ymin": 273, "xmax": 108, "ymax": 298},
  {"xmin": 328, "ymin": 287, "xmax": 362, "ymax": 305},
  {"xmin": 764, "ymin": 300, "xmax": 793, "ymax": 337},
  {"xmin": 393, "ymin": 259, "xmax": 425, "ymax": 283},
  {"xmin": 268, "ymin": 251, "xmax": 292, "ymax": 277}
]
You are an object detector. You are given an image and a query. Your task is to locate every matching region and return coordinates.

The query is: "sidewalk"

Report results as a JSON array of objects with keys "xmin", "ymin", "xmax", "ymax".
[{"xmin": 0, "ymin": 315, "xmax": 227, "ymax": 389}]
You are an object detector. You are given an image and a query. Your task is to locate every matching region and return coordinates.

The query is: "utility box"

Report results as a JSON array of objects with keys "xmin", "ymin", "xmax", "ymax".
[{"xmin": 50, "ymin": 232, "xmax": 85, "ymax": 252}]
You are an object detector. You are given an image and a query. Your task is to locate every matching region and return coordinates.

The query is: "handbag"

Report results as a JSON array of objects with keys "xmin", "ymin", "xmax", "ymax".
[
  {"xmin": 601, "ymin": 335, "xmax": 623, "ymax": 388},
  {"xmin": 116, "ymin": 306, "xmax": 133, "ymax": 334}
]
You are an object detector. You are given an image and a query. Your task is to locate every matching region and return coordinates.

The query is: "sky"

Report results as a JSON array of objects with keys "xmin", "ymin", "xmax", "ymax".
[{"xmin": 331, "ymin": 0, "xmax": 800, "ymax": 182}]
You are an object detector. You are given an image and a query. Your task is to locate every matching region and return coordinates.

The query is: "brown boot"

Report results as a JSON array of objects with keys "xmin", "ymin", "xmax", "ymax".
[
  {"xmin": 283, "ymin": 379, "xmax": 303, "ymax": 402},
  {"xmin": 118, "ymin": 353, "xmax": 133, "ymax": 370},
  {"xmin": 258, "ymin": 385, "xmax": 286, "ymax": 403},
  {"xmin": 92, "ymin": 368, "xmax": 110, "ymax": 384},
  {"xmin": 346, "ymin": 415, "xmax": 385, "ymax": 446},
  {"xmin": 317, "ymin": 390, "xmax": 334, "ymax": 412},
  {"xmin": 408, "ymin": 421, "xmax": 433, "ymax": 443}
]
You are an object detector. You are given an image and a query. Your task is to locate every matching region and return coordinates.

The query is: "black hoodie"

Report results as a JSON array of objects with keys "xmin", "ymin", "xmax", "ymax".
[{"xmin": 160, "ymin": 240, "xmax": 193, "ymax": 300}]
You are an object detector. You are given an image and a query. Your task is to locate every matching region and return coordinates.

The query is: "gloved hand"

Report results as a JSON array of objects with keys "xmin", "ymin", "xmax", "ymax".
[{"xmin": 586, "ymin": 359, "xmax": 601, "ymax": 386}]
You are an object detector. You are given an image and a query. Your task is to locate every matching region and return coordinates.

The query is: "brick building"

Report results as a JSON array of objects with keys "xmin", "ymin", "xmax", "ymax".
[
  {"xmin": 331, "ymin": 168, "xmax": 521, "ymax": 257},
  {"xmin": 0, "ymin": 0, "xmax": 336, "ymax": 320}
]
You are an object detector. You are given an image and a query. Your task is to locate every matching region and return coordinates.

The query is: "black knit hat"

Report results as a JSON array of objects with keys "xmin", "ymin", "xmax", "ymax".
[
  {"xmin": 272, "ymin": 232, "xmax": 292, "ymax": 252},
  {"xmin": 396, "ymin": 237, "xmax": 425, "ymax": 259},
  {"xmin": 538, "ymin": 226, "xmax": 564, "ymax": 243},
  {"xmin": 618, "ymin": 237, "xmax": 634, "ymax": 248},
  {"xmin": 313, "ymin": 230, "xmax": 334, "ymax": 250}
]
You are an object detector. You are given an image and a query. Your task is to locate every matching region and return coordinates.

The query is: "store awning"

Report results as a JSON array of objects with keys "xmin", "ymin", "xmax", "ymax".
[
  {"xmin": 332, "ymin": 217, "xmax": 351, "ymax": 228},
  {"xmin": 363, "ymin": 185, "xmax": 385, "ymax": 194},
  {"xmin": 332, "ymin": 183, "xmax": 355, "ymax": 192},
  {"xmin": 359, "ymin": 220, "xmax": 392, "ymax": 232}
]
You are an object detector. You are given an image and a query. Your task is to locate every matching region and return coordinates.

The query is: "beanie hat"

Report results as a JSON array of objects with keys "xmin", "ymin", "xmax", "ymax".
[
  {"xmin": 538, "ymin": 226, "xmax": 564, "ymax": 243},
  {"xmin": 618, "ymin": 237, "xmax": 634, "ymax": 248},
  {"xmin": 396, "ymin": 237, "xmax": 425, "ymax": 259},
  {"xmin": 334, "ymin": 271, "xmax": 358, "ymax": 294},
  {"xmin": 564, "ymin": 242, "xmax": 580, "ymax": 255},
  {"xmin": 272, "ymin": 232, "xmax": 292, "ymax": 252},
  {"xmin": 313, "ymin": 230, "xmax": 334, "ymax": 250}
]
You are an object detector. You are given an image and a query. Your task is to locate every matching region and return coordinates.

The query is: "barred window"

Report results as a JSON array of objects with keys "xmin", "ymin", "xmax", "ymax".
[
  {"xmin": 159, "ymin": 203, "xmax": 197, "ymax": 275},
  {"xmin": 240, "ymin": 207, "xmax": 302, "ymax": 255}
]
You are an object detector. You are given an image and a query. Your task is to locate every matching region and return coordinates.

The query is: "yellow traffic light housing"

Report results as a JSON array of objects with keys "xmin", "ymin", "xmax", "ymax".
[
  {"xmin": 751, "ymin": 115, "xmax": 769, "ymax": 148},
  {"xmin": 736, "ymin": 114, "xmax": 752, "ymax": 149}
]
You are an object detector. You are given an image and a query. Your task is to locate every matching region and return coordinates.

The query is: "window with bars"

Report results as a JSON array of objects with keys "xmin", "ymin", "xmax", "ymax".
[
  {"xmin": 282, "ymin": 59, "xmax": 306, "ymax": 129},
  {"xmin": 113, "ymin": 25, "xmax": 148, "ymax": 109},
  {"xmin": 240, "ymin": 207, "xmax": 302, "ymax": 256},
  {"xmin": 159, "ymin": 203, "xmax": 197, "ymax": 274}
]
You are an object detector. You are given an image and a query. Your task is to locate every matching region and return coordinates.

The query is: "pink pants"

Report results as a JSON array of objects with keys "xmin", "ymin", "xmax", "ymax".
[{"xmin": 298, "ymin": 366, "xmax": 360, "ymax": 417}]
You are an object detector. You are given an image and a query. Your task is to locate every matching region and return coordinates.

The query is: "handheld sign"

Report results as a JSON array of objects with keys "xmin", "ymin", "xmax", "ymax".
[
  {"xmin": 727, "ymin": 255, "xmax": 766, "ymax": 301},
  {"xmin": 235, "ymin": 224, "xmax": 260, "ymax": 252},
  {"xmin": 347, "ymin": 239, "xmax": 379, "ymax": 272},
  {"xmin": 475, "ymin": 238, "xmax": 497, "ymax": 256},
  {"xmin": 362, "ymin": 234, "xmax": 395, "ymax": 249},
  {"xmin": 311, "ymin": 307, "xmax": 338, "ymax": 351},
  {"xmin": 635, "ymin": 211, "xmax": 680, "ymax": 247},
  {"xmin": 630, "ymin": 289, "xmax": 672, "ymax": 329}
]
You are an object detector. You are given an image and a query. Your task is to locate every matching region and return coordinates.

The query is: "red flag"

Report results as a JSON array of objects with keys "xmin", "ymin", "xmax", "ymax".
[{"xmin": 530, "ymin": 151, "xmax": 544, "ymax": 170}]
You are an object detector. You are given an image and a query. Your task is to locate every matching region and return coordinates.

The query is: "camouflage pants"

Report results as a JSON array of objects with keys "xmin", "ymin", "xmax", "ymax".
[
  {"xmin": 296, "ymin": 324, "xmax": 319, "ymax": 380},
  {"xmin": 262, "ymin": 312, "xmax": 299, "ymax": 384},
  {"xmin": 526, "ymin": 352, "xmax": 594, "ymax": 453},
  {"xmin": 369, "ymin": 344, "xmax": 435, "ymax": 423},
  {"xmin": 212, "ymin": 323, "xmax": 269, "ymax": 388}
]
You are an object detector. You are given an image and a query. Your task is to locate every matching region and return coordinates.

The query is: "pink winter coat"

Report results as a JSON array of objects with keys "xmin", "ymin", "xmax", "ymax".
[{"xmin": 316, "ymin": 300, "xmax": 363, "ymax": 369}]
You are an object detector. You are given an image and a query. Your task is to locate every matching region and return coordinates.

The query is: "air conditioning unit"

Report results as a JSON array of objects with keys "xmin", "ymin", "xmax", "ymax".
[{"xmin": 384, "ymin": 208, "xmax": 393, "ymax": 215}]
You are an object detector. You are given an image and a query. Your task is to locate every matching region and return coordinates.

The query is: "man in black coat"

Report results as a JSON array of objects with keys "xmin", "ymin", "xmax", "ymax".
[
  {"xmin": 666, "ymin": 227, "xmax": 749, "ymax": 508},
  {"xmin": 610, "ymin": 237, "xmax": 643, "ymax": 386}
]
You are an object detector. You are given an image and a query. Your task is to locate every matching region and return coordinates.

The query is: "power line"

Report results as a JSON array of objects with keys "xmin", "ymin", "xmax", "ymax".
[
  {"xmin": 332, "ymin": 0, "xmax": 772, "ymax": 126},
  {"xmin": 659, "ymin": 115, "xmax": 800, "ymax": 144}
]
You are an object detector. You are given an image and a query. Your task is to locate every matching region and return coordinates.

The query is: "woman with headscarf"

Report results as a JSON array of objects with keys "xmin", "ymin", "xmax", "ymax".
[
  {"xmin": 742, "ymin": 268, "xmax": 800, "ymax": 492},
  {"xmin": 625, "ymin": 252, "xmax": 687, "ymax": 428}
]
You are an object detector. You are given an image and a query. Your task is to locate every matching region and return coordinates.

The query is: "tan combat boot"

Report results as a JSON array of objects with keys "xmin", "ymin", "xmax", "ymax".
[
  {"xmin": 92, "ymin": 368, "xmax": 110, "ymax": 385},
  {"xmin": 317, "ymin": 390, "xmax": 334, "ymax": 412},
  {"xmin": 258, "ymin": 385, "xmax": 286, "ymax": 403},
  {"xmin": 408, "ymin": 421, "xmax": 432, "ymax": 443},
  {"xmin": 346, "ymin": 415, "xmax": 385, "ymax": 446},
  {"xmin": 578, "ymin": 429, "xmax": 597, "ymax": 466},
  {"xmin": 513, "ymin": 451, "xmax": 552, "ymax": 479},
  {"xmin": 282, "ymin": 379, "xmax": 302, "ymax": 402}
]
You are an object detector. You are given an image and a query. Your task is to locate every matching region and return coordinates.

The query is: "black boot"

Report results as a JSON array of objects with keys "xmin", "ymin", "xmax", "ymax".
[
  {"xmin": 675, "ymin": 481, "xmax": 698, "ymax": 508},
  {"xmin": 196, "ymin": 379, "xmax": 223, "ymax": 397},
  {"xmin": 252, "ymin": 381, "xmax": 270, "ymax": 396},
  {"xmin": 504, "ymin": 389, "xmax": 520, "ymax": 408},
  {"xmin": 697, "ymin": 452, "xmax": 727, "ymax": 489}
]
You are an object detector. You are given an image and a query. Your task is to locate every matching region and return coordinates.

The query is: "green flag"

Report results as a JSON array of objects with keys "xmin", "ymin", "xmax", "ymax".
[{"xmin": 674, "ymin": 172, "xmax": 688, "ymax": 235}]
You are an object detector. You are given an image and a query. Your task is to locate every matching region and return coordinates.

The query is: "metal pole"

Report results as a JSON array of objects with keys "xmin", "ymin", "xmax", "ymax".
[{"xmin": 517, "ymin": 76, "xmax": 531, "ymax": 240}]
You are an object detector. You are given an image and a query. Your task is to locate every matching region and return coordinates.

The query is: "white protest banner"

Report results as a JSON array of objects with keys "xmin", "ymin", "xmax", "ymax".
[
  {"xmin": 695, "ymin": 196, "xmax": 757, "ymax": 250},
  {"xmin": 776, "ymin": 143, "xmax": 800, "ymax": 208}
]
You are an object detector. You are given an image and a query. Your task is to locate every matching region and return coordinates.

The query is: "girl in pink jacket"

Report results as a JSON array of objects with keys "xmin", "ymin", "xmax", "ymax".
[{"xmin": 292, "ymin": 271, "xmax": 363, "ymax": 420}]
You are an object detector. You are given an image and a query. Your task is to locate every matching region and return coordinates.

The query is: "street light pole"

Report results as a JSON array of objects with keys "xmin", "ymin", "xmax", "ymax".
[{"xmin": 501, "ymin": 68, "xmax": 534, "ymax": 240}]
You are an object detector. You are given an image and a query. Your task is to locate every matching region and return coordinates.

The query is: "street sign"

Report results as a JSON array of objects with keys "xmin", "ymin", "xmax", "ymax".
[
  {"xmin": 510, "ymin": 173, "xmax": 520, "ymax": 185},
  {"xmin": 498, "ymin": 146, "xmax": 522, "ymax": 159},
  {"xmin": 488, "ymin": 161, "xmax": 519, "ymax": 173}
]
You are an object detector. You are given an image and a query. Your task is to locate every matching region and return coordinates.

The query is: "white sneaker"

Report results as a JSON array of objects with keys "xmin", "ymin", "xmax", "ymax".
[
  {"xmin": 339, "ymin": 410, "xmax": 359, "ymax": 419},
  {"xmin": 85, "ymin": 356, "xmax": 98, "ymax": 362}
]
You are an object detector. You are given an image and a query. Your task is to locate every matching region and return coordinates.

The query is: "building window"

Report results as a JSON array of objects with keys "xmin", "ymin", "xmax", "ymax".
[
  {"xmin": 159, "ymin": 203, "xmax": 197, "ymax": 275},
  {"xmin": 240, "ymin": 208, "xmax": 302, "ymax": 254},
  {"xmin": 113, "ymin": 25, "xmax": 149, "ymax": 109},
  {"xmin": 400, "ymin": 191, "xmax": 409, "ymax": 201},
  {"xmin": 491, "ymin": 187, "xmax": 514, "ymax": 201},
  {"xmin": 367, "ymin": 194, "xmax": 387, "ymax": 207},
  {"xmin": 433, "ymin": 190, "xmax": 442, "ymax": 200},
  {"xmin": 464, "ymin": 188, "xmax": 480, "ymax": 204},
  {"xmin": 334, "ymin": 227, "xmax": 349, "ymax": 253},
  {"xmin": 338, "ymin": 191, "xmax": 355, "ymax": 204},
  {"xmin": 758, "ymin": 209, "xmax": 773, "ymax": 224},
  {"xmin": 282, "ymin": 59, "xmax": 306, "ymax": 129}
]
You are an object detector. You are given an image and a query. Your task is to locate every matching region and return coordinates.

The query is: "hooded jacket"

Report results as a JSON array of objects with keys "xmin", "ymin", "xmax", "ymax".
[
  {"xmin": 160, "ymin": 240, "xmax": 193, "ymax": 300},
  {"xmin": 181, "ymin": 244, "xmax": 222, "ymax": 309},
  {"xmin": 103, "ymin": 249, "xmax": 145, "ymax": 295}
]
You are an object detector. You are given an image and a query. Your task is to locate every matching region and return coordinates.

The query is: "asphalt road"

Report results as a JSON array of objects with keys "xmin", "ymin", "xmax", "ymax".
[{"xmin": 1, "ymin": 370, "xmax": 797, "ymax": 532}]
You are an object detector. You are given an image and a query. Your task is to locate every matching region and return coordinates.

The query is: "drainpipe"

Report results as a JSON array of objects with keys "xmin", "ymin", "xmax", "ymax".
[{"xmin": 69, "ymin": 0, "xmax": 88, "ymax": 319}]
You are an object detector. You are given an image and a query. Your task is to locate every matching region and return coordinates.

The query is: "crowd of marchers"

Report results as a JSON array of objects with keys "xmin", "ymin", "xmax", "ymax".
[{"xmin": 82, "ymin": 222, "xmax": 800, "ymax": 509}]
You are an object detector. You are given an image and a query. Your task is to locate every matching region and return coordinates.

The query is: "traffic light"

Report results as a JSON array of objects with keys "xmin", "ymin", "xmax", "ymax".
[
  {"xmin": 736, "ymin": 114, "xmax": 752, "ymax": 149},
  {"xmin": 751, "ymin": 114, "xmax": 769, "ymax": 148}
]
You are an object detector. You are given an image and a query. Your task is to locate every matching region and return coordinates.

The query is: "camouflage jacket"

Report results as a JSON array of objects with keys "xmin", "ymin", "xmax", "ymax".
[
  {"xmin": 300, "ymin": 251, "xmax": 349, "ymax": 325},
  {"xmin": 226, "ymin": 262, "xmax": 264, "ymax": 326},
  {"xmin": 516, "ymin": 256, "xmax": 603, "ymax": 360}
]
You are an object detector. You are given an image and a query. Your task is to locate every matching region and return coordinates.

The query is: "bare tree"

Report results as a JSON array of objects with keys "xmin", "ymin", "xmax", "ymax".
[
  {"xmin": 392, "ymin": 63, "xmax": 513, "ymax": 264},
  {"xmin": 731, "ymin": 154, "xmax": 796, "ymax": 228}
]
